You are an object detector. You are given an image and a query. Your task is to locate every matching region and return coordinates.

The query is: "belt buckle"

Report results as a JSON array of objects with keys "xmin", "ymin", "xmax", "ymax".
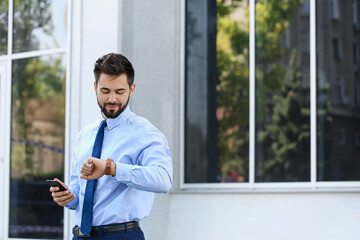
[{"xmin": 75, "ymin": 227, "xmax": 91, "ymax": 238}]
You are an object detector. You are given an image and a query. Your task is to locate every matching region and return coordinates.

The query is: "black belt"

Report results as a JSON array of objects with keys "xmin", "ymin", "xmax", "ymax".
[{"xmin": 73, "ymin": 221, "xmax": 139, "ymax": 238}]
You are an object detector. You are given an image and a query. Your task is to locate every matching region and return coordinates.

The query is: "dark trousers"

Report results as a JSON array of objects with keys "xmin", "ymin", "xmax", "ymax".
[{"xmin": 72, "ymin": 227, "xmax": 145, "ymax": 240}]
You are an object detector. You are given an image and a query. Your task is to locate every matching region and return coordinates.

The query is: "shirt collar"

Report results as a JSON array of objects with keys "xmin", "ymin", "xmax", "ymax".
[{"xmin": 102, "ymin": 106, "xmax": 132, "ymax": 130}]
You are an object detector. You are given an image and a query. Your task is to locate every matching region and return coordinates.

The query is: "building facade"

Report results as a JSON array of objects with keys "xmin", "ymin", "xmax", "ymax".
[{"xmin": 0, "ymin": 0, "xmax": 360, "ymax": 239}]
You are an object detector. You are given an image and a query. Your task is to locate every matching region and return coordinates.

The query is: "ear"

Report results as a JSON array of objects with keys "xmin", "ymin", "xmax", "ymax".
[
  {"xmin": 129, "ymin": 83, "xmax": 136, "ymax": 96},
  {"xmin": 94, "ymin": 81, "xmax": 97, "ymax": 92}
]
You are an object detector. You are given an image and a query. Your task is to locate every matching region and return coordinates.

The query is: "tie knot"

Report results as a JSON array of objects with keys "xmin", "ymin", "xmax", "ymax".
[{"xmin": 100, "ymin": 119, "xmax": 107, "ymax": 129}]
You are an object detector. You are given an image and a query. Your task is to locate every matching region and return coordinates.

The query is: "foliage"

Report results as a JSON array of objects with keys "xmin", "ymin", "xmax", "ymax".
[
  {"xmin": 0, "ymin": 0, "xmax": 66, "ymax": 179},
  {"xmin": 216, "ymin": 0, "xmax": 325, "ymax": 182},
  {"xmin": 13, "ymin": 0, "xmax": 53, "ymax": 52},
  {"xmin": 216, "ymin": 0, "xmax": 250, "ymax": 181},
  {"xmin": 0, "ymin": 0, "xmax": 8, "ymax": 54},
  {"xmin": 255, "ymin": 0, "xmax": 311, "ymax": 182}
]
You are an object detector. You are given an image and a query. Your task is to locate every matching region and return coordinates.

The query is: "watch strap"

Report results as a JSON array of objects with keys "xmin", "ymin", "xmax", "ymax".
[{"xmin": 104, "ymin": 158, "xmax": 113, "ymax": 176}]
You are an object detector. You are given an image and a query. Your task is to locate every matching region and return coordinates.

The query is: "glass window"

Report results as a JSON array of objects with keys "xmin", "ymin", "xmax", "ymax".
[
  {"xmin": 332, "ymin": 36, "xmax": 342, "ymax": 60},
  {"xmin": 301, "ymin": 0, "xmax": 310, "ymax": 16},
  {"xmin": 330, "ymin": 0, "xmax": 340, "ymax": 19},
  {"xmin": 255, "ymin": 0, "xmax": 310, "ymax": 182},
  {"xmin": 185, "ymin": 0, "xmax": 249, "ymax": 183},
  {"xmin": 354, "ymin": 42, "xmax": 359, "ymax": 68},
  {"xmin": 9, "ymin": 54, "xmax": 66, "ymax": 239},
  {"xmin": 0, "ymin": 0, "xmax": 8, "ymax": 55},
  {"xmin": 335, "ymin": 77, "xmax": 348, "ymax": 104},
  {"xmin": 353, "ymin": 0, "xmax": 358, "ymax": 26},
  {"xmin": 356, "ymin": 80, "xmax": 360, "ymax": 106},
  {"xmin": 317, "ymin": 0, "xmax": 360, "ymax": 181},
  {"xmin": 184, "ymin": 0, "xmax": 360, "ymax": 185},
  {"xmin": 301, "ymin": 33, "xmax": 310, "ymax": 53},
  {"xmin": 12, "ymin": 0, "xmax": 67, "ymax": 53}
]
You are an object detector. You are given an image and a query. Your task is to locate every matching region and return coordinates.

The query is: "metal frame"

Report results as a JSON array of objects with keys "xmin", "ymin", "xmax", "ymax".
[
  {"xmin": 0, "ymin": 0, "xmax": 72, "ymax": 239},
  {"xmin": 0, "ymin": 62, "xmax": 8, "ymax": 240},
  {"xmin": 179, "ymin": 0, "xmax": 360, "ymax": 191}
]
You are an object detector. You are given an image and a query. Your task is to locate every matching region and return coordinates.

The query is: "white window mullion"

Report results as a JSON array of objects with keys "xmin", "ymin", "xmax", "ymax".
[
  {"xmin": 249, "ymin": 0, "xmax": 256, "ymax": 187},
  {"xmin": 4, "ymin": 0, "xmax": 14, "ymax": 239},
  {"xmin": 63, "ymin": 0, "xmax": 74, "ymax": 239},
  {"xmin": 0, "ymin": 64, "xmax": 7, "ymax": 240},
  {"xmin": 179, "ymin": 0, "xmax": 186, "ymax": 189},
  {"xmin": 310, "ymin": 0, "xmax": 317, "ymax": 188},
  {"xmin": 10, "ymin": 47, "xmax": 67, "ymax": 60}
]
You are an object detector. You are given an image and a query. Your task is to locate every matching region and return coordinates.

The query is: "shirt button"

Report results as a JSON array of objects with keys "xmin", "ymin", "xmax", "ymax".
[
  {"xmin": 121, "ymin": 176, "xmax": 125, "ymax": 179},
  {"xmin": 139, "ymin": 181, "xmax": 142, "ymax": 184}
]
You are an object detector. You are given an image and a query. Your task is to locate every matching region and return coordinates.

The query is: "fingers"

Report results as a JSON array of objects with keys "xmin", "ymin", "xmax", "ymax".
[
  {"xmin": 81, "ymin": 163, "xmax": 94, "ymax": 176},
  {"xmin": 48, "ymin": 178, "xmax": 74, "ymax": 207},
  {"xmin": 49, "ymin": 186, "xmax": 60, "ymax": 193},
  {"xmin": 80, "ymin": 157, "xmax": 106, "ymax": 180},
  {"xmin": 51, "ymin": 190, "xmax": 75, "ymax": 207},
  {"xmin": 80, "ymin": 174, "xmax": 91, "ymax": 180},
  {"xmin": 53, "ymin": 178, "xmax": 68, "ymax": 190},
  {"xmin": 81, "ymin": 157, "xmax": 95, "ymax": 176}
]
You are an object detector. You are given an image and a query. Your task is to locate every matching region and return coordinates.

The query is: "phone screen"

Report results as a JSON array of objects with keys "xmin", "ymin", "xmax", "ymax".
[{"xmin": 46, "ymin": 180, "xmax": 67, "ymax": 192}]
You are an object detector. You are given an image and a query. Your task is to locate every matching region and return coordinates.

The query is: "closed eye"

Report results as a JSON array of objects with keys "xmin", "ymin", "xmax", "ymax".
[
  {"xmin": 101, "ymin": 89, "xmax": 110, "ymax": 94},
  {"xmin": 115, "ymin": 90, "xmax": 126, "ymax": 95}
]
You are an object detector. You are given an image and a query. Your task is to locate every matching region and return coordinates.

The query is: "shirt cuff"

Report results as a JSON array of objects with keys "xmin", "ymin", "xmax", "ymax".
[
  {"xmin": 115, "ymin": 162, "xmax": 137, "ymax": 182},
  {"xmin": 65, "ymin": 199, "xmax": 77, "ymax": 210}
]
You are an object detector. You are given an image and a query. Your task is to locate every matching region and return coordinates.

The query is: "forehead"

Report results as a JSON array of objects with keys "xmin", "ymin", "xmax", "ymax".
[{"xmin": 97, "ymin": 73, "xmax": 128, "ymax": 88}]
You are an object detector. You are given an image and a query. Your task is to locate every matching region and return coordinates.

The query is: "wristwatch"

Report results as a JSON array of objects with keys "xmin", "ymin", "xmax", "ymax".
[{"xmin": 104, "ymin": 158, "xmax": 114, "ymax": 176}]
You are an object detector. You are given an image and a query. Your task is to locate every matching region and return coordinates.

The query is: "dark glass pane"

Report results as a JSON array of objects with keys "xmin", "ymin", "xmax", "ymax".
[
  {"xmin": 317, "ymin": 0, "xmax": 360, "ymax": 181},
  {"xmin": 0, "ymin": 0, "xmax": 8, "ymax": 55},
  {"xmin": 185, "ymin": 0, "xmax": 249, "ymax": 183},
  {"xmin": 10, "ymin": 54, "xmax": 66, "ymax": 239},
  {"xmin": 255, "ymin": 0, "xmax": 310, "ymax": 182},
  {"xmin": 12, "ymin": 0, "xmax": 67, "ymax": 53}
]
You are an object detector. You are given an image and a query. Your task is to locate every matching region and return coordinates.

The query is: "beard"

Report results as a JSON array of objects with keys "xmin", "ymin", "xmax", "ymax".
[{"xmin": 97, "ymin": 95, "xmax": 130, "ymax": 119}]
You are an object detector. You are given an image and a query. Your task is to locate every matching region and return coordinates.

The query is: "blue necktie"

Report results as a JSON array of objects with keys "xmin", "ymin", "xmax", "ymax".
[{"xmin": 81, "ymin": 120, "xmax": 107, "ymax": 235}]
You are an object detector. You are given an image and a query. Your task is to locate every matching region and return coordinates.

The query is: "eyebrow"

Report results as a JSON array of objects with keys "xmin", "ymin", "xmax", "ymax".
[{"xmin": 100, "ymin": 87, "xmax": 127, "ymax": 91}]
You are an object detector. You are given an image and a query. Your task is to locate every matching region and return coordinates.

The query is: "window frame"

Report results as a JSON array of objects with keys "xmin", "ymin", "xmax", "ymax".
[
  {"xmin": 179, "ymin": 0, "xmax": 360, "ymax": 191},
  {"xmin": 0, "ymin": 0, "xmax": 73, "ymax": 239},
  {"xmin": 0, "ymin": 62, "xmax": 8, "ymax": 239}
]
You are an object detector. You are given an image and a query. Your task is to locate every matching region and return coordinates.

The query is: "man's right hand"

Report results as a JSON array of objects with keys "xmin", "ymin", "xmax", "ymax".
[{"xmin": 49, "ymin": 178, "xmax": 75, "ymax": 207}]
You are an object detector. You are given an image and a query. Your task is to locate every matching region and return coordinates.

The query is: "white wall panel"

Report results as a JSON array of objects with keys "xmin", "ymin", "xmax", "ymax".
[
  {"xmin": 166, "ymin": 193, "xmax": 360, "ymax": 240},
  {"xmin": 79, "ymin": 0, "xmax": 120, "ymax": 128}
]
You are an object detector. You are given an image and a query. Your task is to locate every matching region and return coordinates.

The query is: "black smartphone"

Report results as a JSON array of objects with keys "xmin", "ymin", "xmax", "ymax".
[{"xmin": 46, "ymin": 180, "xmax": 67, "ymax": 192}]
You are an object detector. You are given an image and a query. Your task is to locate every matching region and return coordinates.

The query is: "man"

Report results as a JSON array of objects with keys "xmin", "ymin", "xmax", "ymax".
[{"xmin": 49, "ymin": 53, "xmax": 173, "ymax": 239}]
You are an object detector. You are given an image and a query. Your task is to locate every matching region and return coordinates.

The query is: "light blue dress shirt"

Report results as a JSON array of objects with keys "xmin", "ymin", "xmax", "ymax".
[{"xmin": 66, "ymin": 107, "xmax": 173, "ymax": 226}]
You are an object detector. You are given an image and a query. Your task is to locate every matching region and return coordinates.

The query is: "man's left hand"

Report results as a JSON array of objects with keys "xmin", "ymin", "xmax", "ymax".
[{"xmin": 80, "ymin": 157, "xmax": 106, "ymax": 179}]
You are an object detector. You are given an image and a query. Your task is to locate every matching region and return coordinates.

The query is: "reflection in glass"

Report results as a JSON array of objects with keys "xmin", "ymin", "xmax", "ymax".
[
  {"xmin": 317, "ymin": 0, "xmax": 360, "ymax": 181},
  {"xmin": 12, "ymin": 0, "xmax": 67, "ymax": 53},
  {"xmin": 255, "ymin": 0, "xmax": 310, "ymax": 182},
  {"xmin": 185, "ymin": 0, "xmax": 249, "ymax": 183},
  {"xmin": 216, "ymin": 1, "xmax": 249, "ymax": 183},
  {"xmin": 10, "ymin": 54, "xmax": 66, "ymax": 239},
  {"xmin": 0, "ymin": 0, "xmax": 8, "ymax": 55}
]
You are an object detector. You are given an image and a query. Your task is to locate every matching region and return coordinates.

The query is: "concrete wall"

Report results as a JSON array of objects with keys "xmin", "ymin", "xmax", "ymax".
[
  {"xmin": 165, "ymin": 192, "xmax": 360, "ymax": 240},
  {"xmin": 119, "ymin": 1, "xmax": 180, "ymax": 239},
  {"xmin": 71, "ymin": 1, "xmax": 360, "ymax": 240}
]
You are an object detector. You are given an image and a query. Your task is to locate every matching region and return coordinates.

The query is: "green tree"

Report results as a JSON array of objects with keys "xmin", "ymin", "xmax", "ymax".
[
  {"xmin": 9, "ymin": 0, "xmax": 64, "ymax": 179},
  {"xmin": 216, "ymin": 0, "xmax": 324, "ymax": 182},
  {"xmin": 216, "ymin": 0, "xmax": 250, "ymax": 181},
  {"xmin": 0, "ymin": 0, "xmax": 8, "ymax": 54}
]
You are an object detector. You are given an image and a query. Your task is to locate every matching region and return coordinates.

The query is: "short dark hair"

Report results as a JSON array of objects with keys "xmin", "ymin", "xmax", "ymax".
[{"xmin": 93, "ymin": 53, "xmax": 135, "ymax": 87}]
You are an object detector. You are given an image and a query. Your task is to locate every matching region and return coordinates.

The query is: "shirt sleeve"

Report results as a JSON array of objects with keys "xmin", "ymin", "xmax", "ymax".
[
  {"xmin": 114, "ymin": 133, "xmax": 173, "ymax": 193},
  {"xmin": 65, "ymin": 153, "xmax": 80, "ymax": 210}
]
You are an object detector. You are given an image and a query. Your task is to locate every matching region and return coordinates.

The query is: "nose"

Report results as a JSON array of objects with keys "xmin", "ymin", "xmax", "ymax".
[{"xmin": 108, "ymin": 92, "xmax": 117, "ymax": 103}]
